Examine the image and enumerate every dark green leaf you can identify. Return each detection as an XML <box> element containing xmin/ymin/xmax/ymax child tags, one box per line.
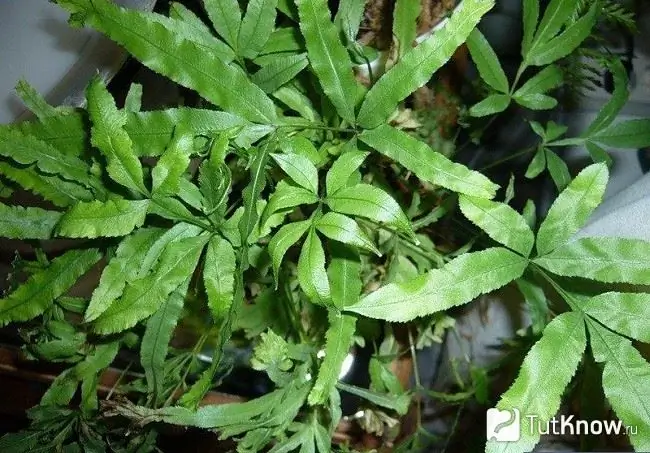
<box><xmin>337</xmin><ymin>382</ymin><xmax>410</xmax><ymax>415</ymax></box>
<box><xmin>521</xmin><ymin>0</ymin><xmax>538</xmax><ymax>56</ymax></box>
<box><xmin>261</xmin><ymin>181</ymin><xmax>319</xmax><ymax>228</ymax></box>
<box><xmin>514</xmin><ymin>65</ymin><xmax>563</xmax><ymax>97</ymax></box>
<box><xmin>525</xmin><ymin>148</ymin><xmax>546</xmax><ymax>179</ymax></box>
<box><xmin>327</xmin><ymin>242</ymin><xmax>362</xmax><ymax>308</ymax></box>
<box><xmin>513</xmin><ymin>93</ymin><xmax>557</xmax><ymax>110</ymax></box>
<box><xmin>152</xmin><ymin>133</ymin><xmax>192</xmax><ymax>197</ymax></box>
<box><xmin>583</xmin><ymin>59</ymin><xmax>628</xmax><ymax>136</ymax></box>
<box><xmin>333</xmin><ymin>0</ymin><xmax>366</xmax><ymax>42</ymax></box>
<box><xmin>544</xmin><ymin>148</ymin><xmax>571</xmax><ymax>190</ymax></box>
<box><xmin>0</xmin><ymin>249</ymin><xmax>100</xmax><ymax>326</ymax></box>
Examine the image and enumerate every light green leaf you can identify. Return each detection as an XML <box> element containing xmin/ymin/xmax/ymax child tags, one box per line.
<box><xmin>240</xmin><ymin>141</ymin><xmax>274</xmax><ymax>250</ymax></box>
<box><xmin>238</xmin><ymin>0</ymin><xmax>278</xmax><ymax>58</ymax></box>
<box><xmin>93</xmin><ymin>236</ymin><xmax>208</xmax><ymax>334</ymax></box>
<box><xmin>204</xmin><ymin>236</ymin><xmax>236</xmax><ymax>320</ymax></box>
<box><xmin>325</xmin><ymin>142</ymin><xmax>368</xmax><ymax>196</ymax></box>
<box><xmin>359</xmin><ymin>125</ymin><xmax>498</xmax><ymax>199</ymax></box>
<box><xmin>346</xmin><ymin>247</ymin><xmax>527</xmax><ymax>321</ymax></box>
<box><xmin>334</xmin><ymin>0</ymin><xmax>366</xmax><ymax>42</ymax></box>
<box><xmin>268</xmin><ymin>219</ymin><xmax>312</xmax><ymax>281</ymax></box>
<box><xmin>271</xmin><ymin>152</ymin><xmax>319</xmax><ymax>194</ymax></box>
<box><xmin>86</xmin><ymin>77</ymin><xmax>147</xmax><ymax>195</ymax></box>
<box><xmin>0</xmin><ymin>163</ymin><xmax>93</xmax><ymax>208</ymax></box>
<box><xmin>148</xmin><ymin>197</ymin><xmax>206</xmax><ymax>227</ymax></box>
<box><xmin>0</xmin><ymin>128</ymin><xmax>95</xmax><ymax>189</ymax></box>
<box><xmin>588</xmin><ymin>322</ymin><xmax>650</xmax><ymax>451</ymax></box>
<box><xmin>280</xmin><ymin>134</ymin><xmax>321</xmax><ymax>165</ymax></box>
<box><xmin>0</xmin><ymin>249</ymin><xmax>101</xmax><ymax>326</ymax></box>
<box><xmin>544</xmin><ymin>148</ymin><xmax>571</xmax><ymax>190</ymax></box>
<box><xmin>337</xmin><ymin>382</ymin><xmax>411</xmax><ymax>415</ymax></box>
<box><xmin>15</xmin><ymin>79</ymin><xmax>59</xmax><ymax>119</ymax></box>
<box><xmin>357</xmin><ymin>0</ymin><xmax>495</xmax><ymax>128</ymax></box>
<box><xmin>202</xmin><ymin>0</ymin><xmax>241</xmax><ymax>48</ymax></box>
<box><xmin>534</xmin><ymin>237</ymin><xmax>650</xmax><ymax>284</ymax></box>
<box><xmin>298</xmin><ymin>229</ymin><xmax>331</xmax><ymax>305</ymax></box>
<box><xmin>328</xmin><ymin>242</ymin><xmax>362</xmax><ymax>308</ymax></box>
<box><xmin>272</xmin><ymin>86</ymin><xmax>320</xmax><ymax>121</ymax></box>
<box><xmin>584</xmin><ymin>59</ymin><xmax>628</xmax><ymax>136</ymax></box>
<box><xmin>297</xmin><ymin>0</ymin><xmax>358</xmax><ymax>123</ymax></box>
<box><xmin>124</xmin><ymin>83</ymin><xmax>143</xmax><ymax>112</ymax></box>
<box><xmin>469</xmin><ymin>94</ymin><xmax>511</xmax><ymax>117</ymax></box>
<box><xmin>8</xmin><ymin>111</ymin><xmax>86</xmax><ymax>157</ymax></box>
<box><xmin>315</xmin><ymin>212</ymin><xmax>380</xmax><ymax>255</ymax></box>
<box><xmin>526</xmin><ymin>4</ymin><xmax>596</xmax><ymax>66</ymax></box>
<box><xmin>160</xmin><ymin>2</ymin><xmax>237</xmax><ymax>63</ymax></box>
<box><xmin>529</xmin><ymin>0</ymin><xmax>578</xmax><ymax>51</ymax></box>
<box><xmin>259</xmin><ymin>27</ymin><xmax>304</xmax><ymax>56</ymax></box>
<box><xmin>125</xmin><ymin>108</ymin><xmax>249</xmax><ymax>157</ymax></box>
<box><xmin>308</xmin><ymin>310</ymin><xmax>357</xmax><ymax>405</ymax></box>
<box><xmin>252</xmin><ymin>53</ymin><xmax>309</xmax><ymax>93</ymax></box>
<box><xmin>326</xmin><ymin>183</ymin><xmax>414</xmax><ymax>238</ymax></box>
<box><xmin>392</xmin><ymin>0</ymin><xmax>419</xmax><ymax>57</ymax></box>
<box><xmin>513</xmin><ymin>93</ymin><xmax>557</xmax><ymax>110</ymax></box>
<box><xmin>592</xmin><ymin>119</ymin><xmax>650</xmax><ymax>148</ymax></box>
<box><xmin>514</xmin><ymin>65</ymin><xmax>563</xmax><ymax>97</ymax></box>
<box><xmin>525</xmin><ymin>148</ymin><xmax>546</xmax><ymax>179</ymax></box>
<box><xmin>57</xmin><ymin>199</ymin><xmax>150</xmax><ymax>238</ymax></box>
<box><xmin>515</xmin><ymin>278</ymin><xmax>548</xmax><ymax>334</ymax></box>
<box><xmin>459</xmin><ymin>195</ymin><xmax>534</xmax><ymax>256</ymax></box>
<box><xmin>141</xmin><ymin>279</ymin><xmax>189</xmax><ymax>403</ymax></box>
<box><xmin>152</xmin><ymin>133</ymin><xmax>192</xmax><ymax>197</ymax></box>
<box><xmin>178</xmin><ymin>179</ymin><xmax>205</xmax><ymax>212</ymax></box>
<box><xmin>140</xmin><ymin>223</ymin><xmax>203</xmax><ymax>277</ymax></box>
<box><xmin>536</xmin><ymin>163</ymin><xmax>608</xmax><ymax>255</ymax></box>
<box><xmin>0</xmin><ymin>204</ymin><xmax>61</xmax><ymax>240</ymax></box>
<box><xmin>261</xmin><ymin>181</ymin><xmax>319</xmax><ymax>228</ymax></box>
<box><xmin>485</xmin><ymin>312</ymin><xmax>586</xmax><ymax>453</ymax></box>
<box><xmin>581</xmin><ymin>292</ymin><xmax>650</xmax><ymax>343</ymax></box>
<box><xmin>521</xmin><ymin>0</ymin><xmax>538</xmax><ymax>56</ymax></box>
<box><xmin>59</xmin><ymin>0</ymin><xmax>277</xmax><ymax>124</ymax></box>
<box><xmin>86</xmin><ymin>228</ymin><xmax>163</xmax><ymax>322</ymax></box>
<box><xmin>466</xmin><ymin>29</ymin><xmax>508</xmax><ymax>93</ymax></box>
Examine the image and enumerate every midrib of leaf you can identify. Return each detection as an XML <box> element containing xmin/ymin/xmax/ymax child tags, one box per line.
<box><xmin>587</xmin><ymin>319</ymin><xmax>650</xmax><ymax>418</ymax></box>
<box><xmin>90</xmin><ymin>4</ymin><xmax>273</xmax><ymax>124</ymax></box>
<box><xmin>538</xmin><ymin>255</ymin><xmax>647</xmax><ymax>266</ymax></box>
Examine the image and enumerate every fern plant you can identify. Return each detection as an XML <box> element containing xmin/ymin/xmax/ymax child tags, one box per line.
<box><xmin>0</xmin><ymin>0</ymin><xmax>649</xmax><ymax>451</ymax></box>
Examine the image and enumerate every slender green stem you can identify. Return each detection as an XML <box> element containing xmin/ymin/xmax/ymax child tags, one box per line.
<box><xmin>478</xmin><ymin>146</ymin><xmax>537</xmax><ymax>171</ymax></box>
<box><xmin>408</xmin><ymin>329</ymin><xmax>423</xmax><ymax>429</ymax></box>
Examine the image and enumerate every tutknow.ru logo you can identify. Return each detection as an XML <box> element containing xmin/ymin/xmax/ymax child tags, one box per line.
<box><xmin>486</xmin><ymin>408</ymin><xmax>637</xmax><ymax>442</ymax></box>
